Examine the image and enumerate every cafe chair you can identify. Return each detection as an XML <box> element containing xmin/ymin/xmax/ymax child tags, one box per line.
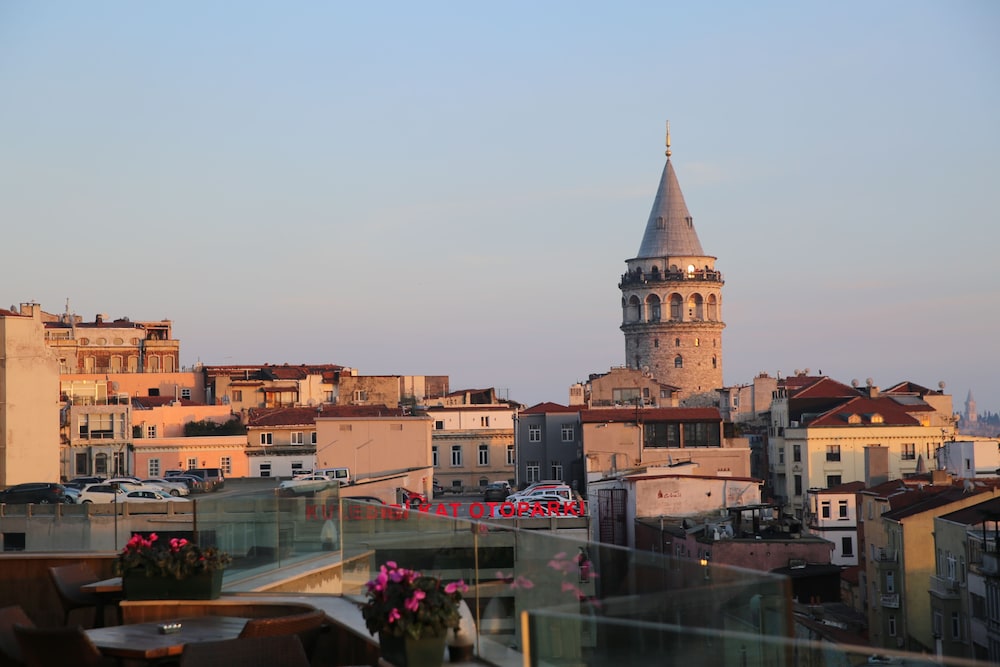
<box><xmin>48</xmin><ymin>563</ymin><xmax>105</xmax><ymax>627</ymax></box>
<box><xmin>12</xmin><ymin>624</ymin><xmax>116</xmax><ymax>667</ymax></box>
<box><xmin>179</xmin><ymin>634</ymin><xmax>310</xmax><ymax>667</ymax></box>
<box><xmin>238</xmin><ymin>609</ymin><xmax>327</xmax><ymax>659</ymax></box>
<box><xmin>0</xmin><ymin>606</ymin><xmax>34</xmax><ymax>667</ymax></box>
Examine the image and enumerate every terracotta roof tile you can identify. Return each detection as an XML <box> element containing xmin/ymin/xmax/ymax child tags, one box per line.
<box><xmin>805</xmin><ymin>397</ymin><xmax>921</xmax><ymax>427</ymax></box>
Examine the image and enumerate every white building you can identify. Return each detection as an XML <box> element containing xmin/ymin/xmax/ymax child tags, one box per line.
<box><xmin>936</xmin><ymin>439</ymin><xmax>1000</xmax><ymax>479</ymax></box>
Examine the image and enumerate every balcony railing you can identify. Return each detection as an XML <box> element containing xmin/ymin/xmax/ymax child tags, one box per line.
<box><xmin>929</xmin><ymin>575</ymin><xmax>961</xmax><ymax>598</ymax></box>
<box><xmin>880</xmin><ymin>593</ymin><xmax>900</xmax><ymax>608</ymax></box>
<box><xmin>619</xmin><ymin>269</ymin><xmax>724</xmax><ymax>288</ymax></box>
<box><xmin>873</xmin><ymin>548</ymin><xmax>897</xmax><ymax>563</ymax></box>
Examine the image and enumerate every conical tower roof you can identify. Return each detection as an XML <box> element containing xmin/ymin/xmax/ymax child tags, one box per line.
<box><xmin>635</xmin><ymin>156</ymin><xmax>704</xmax><ymax>259</ymax></box>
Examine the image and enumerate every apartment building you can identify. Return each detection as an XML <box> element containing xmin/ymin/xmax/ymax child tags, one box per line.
<box><xmin>806</xmin><ymin>481</ymin><xmax>865</xmax><ymax>567</ymax></box>
<box><xmin>768</xmin><ymin>376</ymin><xmax>957</xmax><ymax>518</ymax></box>
<box><xmin>515</xmin><ymin>403</ymin><xmax>582</xmax><ymax>491</ymax></box>
<box><xmin>0</xmin><ymin>305</ymin><xmax>60</xmax><ymax>485</ymax></box>
<box><xmin>425</xmin><ymin>394</ymin><xmax>515</xmax><ymax>491</ymax></box>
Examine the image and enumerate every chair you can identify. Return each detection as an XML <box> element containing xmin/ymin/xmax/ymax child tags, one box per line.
<box><xmin>12</xmin><ymin>624</ymin><xmax>115</xmax><ymax>667</ymax></box>
<box><xmin>47</xmin><ymin>563</ymin><xmax>106</xmax><ymax>627</ymax></box>
<box><xmin>179</xmin><ymin>634</ymin><xmax>310</xmax><ymax>667</ymax></box>
<box><xmin>0</xmin><ymin>606</ymin><xmax>33</xmax><ymax>667</ymax></box>
<box><xmin>238</xmin><ymin>609</ymin><xmax>327</xmax><ymax>659</ymax></box>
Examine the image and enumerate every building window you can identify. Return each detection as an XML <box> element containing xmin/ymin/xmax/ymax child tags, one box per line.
<box><xmin>778</xmin><ymin>448</ymin><xmax>785</xmax><ymax>464</ymax></box>
<box><xmin>551</xmin><ymin>462</ymin><xmax>563</xmax><ymax>480</ymax></box>
<box><xmin>838</xmin><ymin>500</ymin><xmax>848</xmax><ymax>518</ymax></box>
<box><xmin>339</xmin><ymin>424</ymin><xmax>352</xmax><ymax>431</ymax></box>
<box><xmin>675</xmin><ymin>338</ymin><xmax>681</xmax><ymax>347</ymax></box>
<box><xmin>480</xmin><ymin>416</ymin><xmax>490</xmax><ymax>427</ymax></box>
<box><xmin>260</xmin><ymin>432</ymin><xmax>273</xmax><ymax>446</ymax></box>
<box><xmin>886</xmin><ymin>571</ymin><xmax>895</xmax><ymax>593</ymax></box>
<box><xmin>827</xmin><ymin>475</ymin><xmax>842</xmax><ymax>487</ymax></box>
<box><xmin>674</xmin><ymin>355</ymin><xmax>683</xmax><ymax>368</ymax></box>
<box><xmin>888</xmin><ymin>615</ymin><xmax>896</xmax><ymax>637</ymax></box>
<box><xmin>451</xmin><ymin>446</ymin><xmax>462</xmax><ymax>467</ymax></box>
<box><xmin>146</xmin><ymin>425</ymin><xmax>157</xmax><ymax>439</ymax></box>
<box><xmin>291</xmin><ymin>462</ymin><xmax>305</xmax><ymax>475</ymax></box>
<box><xmin>311</xmin><ymin>432</ymin><xmax>317</xmax><ymax>445</ymax></box>
<box><xmin>181</xmin><ymin>388</ymin><xmax>191</xmax><ymax>400</ymax></box>
<box><xmin>435</xmin><ymin>420</ymin><xmax>445</xmax><ymax>430</ymax></box>
<box><xmin>220</xmin><ymin>457</ymin><xmax>232</xmax><ymax>475</ymax></box>
<box><xmin>561</xmin><ymin>425</ymin><xmax>574</xmax><ymax>442</ymax></box>
<box><xmin>694</xmin><ymin>338</ymin><xmax>700</xmax><ymax>347</ymax></box>
<box><xmin>841</xmin><ymin>536</ymin><xmax>853</xmax><ymax>556</ymax></box>
<box><xmin>432</xmin><ymin>446</ymin><xmax>439</xmax><ymax>467</ymax></box>
<box><xmin>232</xmin><ymin>390</ymin><xmax>243</xmax><ymax>402</ymax></box>
<box><xmin>644</xmin><ymin>422</ymin><xmax>681</xmax><ymax>448</ymax></box>
<box><xmin>951</xmin><ymin>612</ymin><xmax>961</xmax><ymax>640</ymax></box>
<box><xmin>148</xmin><ymin>459</ymin><xmax>161</xmax><ymax>477</ymax></box>
<box><xmin>826</xmin><ymin>445</ymin><xmax>841</xmax><ymax>462</ymax></box>
<box><xmin>390</xmin><ymin>423</ymin><xmax>402</xmax><ymax>431</ymax></box>
<box><xmin>353</xmin><ymin>390</ymin><xmax>368</xmax><ymax>402</ymax></box>
<box><xmin>478</xmin><ymin>445</ymin><xmax>489</xmax><ymax>466</ymax></box>
<box><xmin>291</xmin><ymin>432</ymin><xmax>304</xmax><ymax>445</ymax></box>
<box><xmin>794</xmin><ymin>475</ymin><xmax>802</xmax><ymax>496</ymax></box>
<box><xmin>526</xmin><ymin>461</ymin><xmax>540</xmax><ymax>483</ymax></box>
<box><xmin>95</xmin><ymin>454</ymin><xmax>108</xmax><ymax>475</ymax></box>
<box><xmin>528</xmin><ymin>425</ymin><xmax>541</xmax><ymax>442</ymax></box>
<box><xmin>75</xmin><ymin>453</ymin><xmax>88</xmax><ymax>476</ymax></box>
<box><xmin>506</xmin><ymin>444</ymin><xmax>515</xmax><ymax>465</ymax></box>
<box><xmin>902</xmin><ymin>443</ymin><xmax>916</xmax><ymax>460</ymax></box>
<box><xmin>259</xmin><ymin>463</ymin><xmax>271</xmax><ymax>478</ymax></box>
<box><xmin>187</xmin><ymin>458</ymin><xmax>197</xmax><ymax>470</ymax></box>
<box><xmin>654</xmin><ymin>339</ymin><xmax>659</xmax><ymax>348</ymax></box>
<box><xmin>113</xmin><ymin>451</ymin><xmax>126</xmax><ymax>476</ymax></box>
<box><xmin>793</xmin><ymin>445</ymin><xmax>801</xmax><ymax>463</ymax></box>
<box><xmin>821</xmin><ymin>501</ymin><xmax>831</xmax><ymax>518</ymax></box>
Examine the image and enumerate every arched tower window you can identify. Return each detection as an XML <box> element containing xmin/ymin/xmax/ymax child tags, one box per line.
<box><xmin>712</xmin><ymin>356</ymin><xmax>718</xmax><ymax>369</ymax></box>
<box><xmin>669</xmin><ymin>294</ymin><xmax>683</xmax><ymax>321</ymax></box>
<box><xmin>707</xmin><ymin>294</ymin><xmax>718</xmax><ymax>321</ymax></box>
<box><xmin>646</xmin><ymin>295</ymin><xmax>661</xmax><ymax>322</ymax></box>
<box><xmin>674</xmin><ymin>355</ymin><xmax>683</xmax><ymax>368</ymax></box>
<box><xmin>687</xmin><ymin>294</ymin><xmax>704</xmax><ymax>321</ymax></box>
<box><xmin>627</xmin><ymin>296</ymin><xmax>642</xmax><ymax>323</ymax></box>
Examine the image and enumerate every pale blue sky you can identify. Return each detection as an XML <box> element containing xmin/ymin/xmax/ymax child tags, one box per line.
<box><xmin>2</xmin><ymin>2</ymin><xmax>998</xmax><ymax>412</ymax></box>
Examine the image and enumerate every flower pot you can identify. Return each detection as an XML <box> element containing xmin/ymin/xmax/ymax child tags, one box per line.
<box><xmin>123</xmin><ymin>569</ymin><xmax>223</xmax><ymax>601</ymax></box>
<box><xmin>378</xmin><ymin>632</ymin><xmax>447</xmax><ymax>667</ymax></box>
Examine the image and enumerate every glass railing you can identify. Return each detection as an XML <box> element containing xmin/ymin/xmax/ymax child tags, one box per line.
<box><xmin>0</xmin><ymin>486</ymin><xmax>977</xmax><ymax>666</ymax></box>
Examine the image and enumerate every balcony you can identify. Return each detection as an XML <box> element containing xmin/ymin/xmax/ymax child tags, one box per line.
<box><xmin>873</xmin><ymin>548</ymin><xmax>898</xmax><ymax>563</ymax></box>
<box><xmin>0</xmin><ymin>483</ymin><xmax>980</xmax><ymax>667</ymax></box>
<box><xmin>880</xmin><ymin>593</ymin><xmax>900</xmax><ymax>608</ymax></box>
<box><xmin>983</xmin><ymin>552</ymin><xmax>999</xmax><ymax>577</ymax></box>
<box><xmin>929</xmin><ymin>575</ymin><xmax>961</xmax><ymax>599</ymax></box>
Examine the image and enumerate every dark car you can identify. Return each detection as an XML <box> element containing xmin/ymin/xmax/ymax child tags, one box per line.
<box><xmin>164</xmin><ymin>473</ymin><xmax>209</xmax><ymax>493</ymax></box>
<box><xmin>483</xmin><ymin>482</ymin><xmax>510</xmax><ymax>502</ymax></box>
<box><xmin>190</xmin><ymin>468</ymin><xmax>224</xmax><ymax>491</ymax></box>
<box><xmin>0</xmin><ymin>483</ymin><xmax>72</xmax><ymax>504</ymax></box>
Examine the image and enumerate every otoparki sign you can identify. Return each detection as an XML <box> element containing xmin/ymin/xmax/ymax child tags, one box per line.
<box><xmin>305</xmin><ymin>499</ymin><xmax>587</xmax><ymax>521</ymax></box>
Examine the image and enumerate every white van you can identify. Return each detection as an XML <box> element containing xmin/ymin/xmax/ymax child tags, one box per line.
<box><xmin>313</xmin><ymin>467</ymin><xmax>351</xmax><ymax>486</ymax></box>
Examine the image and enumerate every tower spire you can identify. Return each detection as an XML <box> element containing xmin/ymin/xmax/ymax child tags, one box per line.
<box><xmin>665</xmin><ymin>120</ymin><xmax>672</xmax><ymax>158</ymax></box>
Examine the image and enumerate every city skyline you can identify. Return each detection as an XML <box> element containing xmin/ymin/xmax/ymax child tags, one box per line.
<box><xmin>1</xmin><ymin>2</ymin><xmax>997</xmax><ymax>411</ymax></box>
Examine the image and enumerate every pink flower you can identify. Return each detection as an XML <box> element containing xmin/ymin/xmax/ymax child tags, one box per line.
<box><xmin>404</xmin><ymin>590</ymin><xmax>426</xmax><ymax>612</ymax></box>
<box><xmin>444</xmin><ymin>580</ymin><xmax>468</xmax><ymax>595</ymax></box>
<box><xmin>388</xmin><ymin>608</ymin><xmax>401</xmax><ymax>624</ymax></box>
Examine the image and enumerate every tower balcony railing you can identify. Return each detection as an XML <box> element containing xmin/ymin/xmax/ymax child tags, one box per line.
<box><xmin>619</xmin><ymin>269</ymin><xmax>723</xmax><ymax>288</ymax></box>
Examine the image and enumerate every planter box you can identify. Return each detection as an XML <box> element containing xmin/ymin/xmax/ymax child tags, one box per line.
<box><xmin>123</xmin><ymin>570</ymin><xmax>223</xmax><ymax>601</ymax></box>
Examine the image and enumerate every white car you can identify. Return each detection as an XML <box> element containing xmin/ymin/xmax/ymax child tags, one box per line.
<box><xmin>77</xmin><ymin>483</ymin><xmax>127</xmax><ymax>504</ymax></box>
<box><xmin>122</xmin><ymin>489</ymin><xmax>190</xmax><ymax>503</ymax></box>
<box><xmin>278</xmin><ymin>474</ymin><xmax>336</xmax><ymax>495</ymax></box>
<box><xmin>141</xmin><ymin>478</ymin><xmax>190</xmax><ymax>496</ymax></box>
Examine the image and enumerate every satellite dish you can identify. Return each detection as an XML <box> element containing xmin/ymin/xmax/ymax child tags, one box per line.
<box><xmin>803</xmin><ymin>368</ymin><xmax>810</xmax><ymax>375</ymax></box>
<box><xmin>851</xmin><ymin>379</ymin><xmax>859</xmax><ymax>388</ymax></box>
<box><xmin>793</xmin><ymin>369</ymin><xmax>800</xmax><ymax>376</ymax></box>
<box><xmin>866</xmin><ymin>378</ymin><xmax>874</xmax><ymax>387</ymax></box>
<box><xmin>938</xmin><ymin>381</ymin><xmax>946</xmax><ymax>390</ymax></box>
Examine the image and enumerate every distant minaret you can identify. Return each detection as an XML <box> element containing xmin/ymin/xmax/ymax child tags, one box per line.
<box><xmin>965</xmin><ymin>390</ymin><xmax>977</xmax><ymax>423</ymax></box>
<box><xmin>619</xmin><ymin>123</ymin><xmax>725</xmax><ymax>400</ymax></box>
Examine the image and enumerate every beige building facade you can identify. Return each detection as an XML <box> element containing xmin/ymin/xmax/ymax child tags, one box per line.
<box><xmin>426</xmin><ymin>403</ymin><xmax>515</xmax><ymax>490</ymax></box>
<box><xmin>0</xmin><ymin>304</ymin><xmax>61</xmax><ymax>485</ymax></box>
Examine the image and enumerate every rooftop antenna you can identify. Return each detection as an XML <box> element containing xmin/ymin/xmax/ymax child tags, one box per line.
<box><xmin>665</xmin><ymin>121</ymin><xmax>672</xmax><ymax>158</ymax></box>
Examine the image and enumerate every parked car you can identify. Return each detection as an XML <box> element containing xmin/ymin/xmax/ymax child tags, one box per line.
<box><xmin>433</xmin><ymin>482</ymin><xmax>445</xmax><ymax>497</ymax></box>
<box><xmin>0</xmin><ymin>483</ymin><xmax>72</xmax><ymax>504</ymax></box>
<box><xmin>122</xmin><ymin>489</ymin><xmax>190</xmax><ymax>503</ymax></box>
<box><xmin>141</xmin><ymin>478</ymin><xmax>190</xmax><ymax>496</ymax></box>
<box><xmin>63</xmin><ymin>487</ymin><xmax>81</xmax><ymax>503</ymax></box>
<box><xmin>313</xmin><ymin>467</ymin><xmax>350</xmax><ymax>486</ymax></box>
<box><xmin>66</xmin><ymin>476</ymin><xmax>106</xmax><ymax>488</ymax></box>
<box><xmin>483</xmin><ymin>482</ymin><xmax>511</xmax><ymax>502</ymax></box>
<box><xmin>507</xmin><ymin>484</ymin><xmax>573</xmax><ymax>503</ymax></box>
<box><xmin>278</xmin><ymin>474</ymin><xmax>336</xmax><ymax>496</ymax></box>
<box><xmin>190</xmin><ymin>468</ymin><xmax>225</xmax><ymax>491</ymax></box>
<box><xmin>164</xmin><ymin>472</ymin><xmax>209</xmax><ymax>493</ymax></box>
<box><xmin>76</xmin><ymin>483</ymin><xmax>127</xmax><ymax>504</ymax></box>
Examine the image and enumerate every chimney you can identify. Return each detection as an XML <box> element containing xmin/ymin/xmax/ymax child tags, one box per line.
<box><xmin>95</xmin><ymin>313</ymin><xmax>103</xmax><ymax>324</ymax></box>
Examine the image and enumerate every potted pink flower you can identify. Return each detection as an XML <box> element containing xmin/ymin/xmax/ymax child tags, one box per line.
<box><xmin>361</xmin><ymin>561</ymin><xmax>467</xmax><ymax>667</ymax></box>
<box><xmin>115</xmin><ymin>533</ymin><xmax>231</xmax><ymax>600</ymax></box>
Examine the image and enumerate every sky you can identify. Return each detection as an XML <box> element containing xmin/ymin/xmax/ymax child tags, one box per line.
<box><xmin>2</xmin><ymin>2</ymin><xmax>998</xmax><ymax>413</ymax></box>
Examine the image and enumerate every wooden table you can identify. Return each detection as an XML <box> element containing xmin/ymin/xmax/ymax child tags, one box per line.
<box><xmin>80</xmin><ymin>577</ymin><xmax>124</xmax><ymax>627</ymax></box>
<box><xmin>85</xmin><ymin>616</ymin><xmax>250</xmax><ymax>661</ymax></box>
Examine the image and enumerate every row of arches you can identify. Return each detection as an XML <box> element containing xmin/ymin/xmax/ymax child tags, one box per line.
<box><xmin>622</xmin><ymin>292</ymin><xmax>720</xmax><ymax>323</ymax></box>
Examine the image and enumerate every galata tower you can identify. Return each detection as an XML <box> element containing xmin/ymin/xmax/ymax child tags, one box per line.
<box><xmin>619</xmin><ymin>124</ymin><xmax>725</xmax><ymax>401</ymax></box>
